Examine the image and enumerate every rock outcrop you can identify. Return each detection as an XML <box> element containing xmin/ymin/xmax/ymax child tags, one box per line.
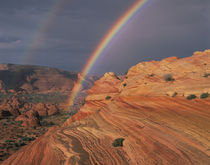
<box><xmin>35</xmin><ymin>103</ymin><xmax>58</xmax><ymax>116</ymax></box>
<box><xmin>0</xmin><ymin>96</ymin><xmax>59</xmax><ymax>126</ymax></box>
<box><xmin>120</xmin><ymin>49</ymin><xmax>210</xmax><ymax>97</ymax></box>
<box><xmin>2</xmin><ymin>50</ymin><xmax>210</xmax><ymax>165</ymax></box>
<box><xmin>15</xmin><ymin>110</ymin><xmax>40</xmax><ymax>127</ymax></box>
<box><xmin>86</xmin><ymin>72</ymin><xmax>121</xmax><ymax>101</ymax></box>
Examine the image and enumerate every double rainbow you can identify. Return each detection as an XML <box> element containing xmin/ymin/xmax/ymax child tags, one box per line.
<box><xmin>68</xmin><ymin>0</ymin><xmax>148</xmax><ymax>107</ymax></box>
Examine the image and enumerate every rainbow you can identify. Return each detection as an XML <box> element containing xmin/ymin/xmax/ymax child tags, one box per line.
<box><xmin>21</xmin><ymin>0</ymin><xmax>68</xmax><ymax>64</ymax></box>
<box><xmin>68</xmin><ymin>0</ymin><xmax>148</xmax><ymax>106</ymax></box>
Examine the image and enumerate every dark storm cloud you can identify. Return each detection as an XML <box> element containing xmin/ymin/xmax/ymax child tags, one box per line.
<box><xmin>0</xmin><ymin>0</ymin><xmax>209</xmax><ymax>74</ymax></box>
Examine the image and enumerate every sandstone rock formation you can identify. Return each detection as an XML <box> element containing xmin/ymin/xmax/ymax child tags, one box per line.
<box><xmin>0</xmin><ymin>96</ymin><xmax>59</xmax><ymax>126</ymax></box>
<box><xmin>120</xmin><ymin>49</ymin><xmax>210</xmax><ymax>97</ymax></box>
<box><xmin>15</xmin><ymin>110</ymin><xmax>40</xmax><ymax>127</ymax></box>
<box><xmin>86</xmin><ymin>72</ymin><xmax>121</xmax><ymax>101</ymax></box>
<box><xmin>35</xmin><ymin>103</ymin><xmax>58</xmax><ymax>116</ymax></box>
<box><xmin>2</xmin><ymin>50</ymin><xmax>210</xmax><ymax>165</ymax></box>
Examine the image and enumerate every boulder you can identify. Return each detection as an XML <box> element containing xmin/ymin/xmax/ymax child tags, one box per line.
<box><xmin>15</xmin><ymin>110</ymin><xmax>40</xmax><ymax>127</ymax></box>
<box><xmin>45</xmin><ymin>103</ymin><xmax>58</xmax><ymax>116</ymax></box>
<box><xmin>35</xmin><ymin>103</ymin><xmax>48</xmax><ymax>116</ymax></box>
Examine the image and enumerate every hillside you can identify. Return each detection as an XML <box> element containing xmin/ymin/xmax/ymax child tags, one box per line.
<box><xmin>2</xmin><ymin>50</ymin><xmax>210</xmax><ymax>165</ymax></box>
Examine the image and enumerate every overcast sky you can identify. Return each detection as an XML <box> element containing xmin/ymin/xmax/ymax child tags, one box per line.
<box><xmin>0</xmin><ymin>0</ymin><xmax>209</xmax><ymax>75</ymax></box>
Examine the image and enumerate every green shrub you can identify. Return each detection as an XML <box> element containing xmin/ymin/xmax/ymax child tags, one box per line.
<box><xmin>20</xmin><ymin>142</ymin><xmax>26</xmax><ymax>146</ymax></box>
<box><xmin>49</xmin><ymin>121</ymin><xmax>55</xmax><ymax>126</ymax></box>
<box><xmin>105</xmin><ymin>96</ymin><xmax>111</xmax><ymax>100</ymax></box>
<box><xmin>123</xmin><ymin>83</ymin><xmax>127</xmax><ymax>87</ymax></box>
<box><xmin>172</xmin><ymin>92</ymin><xmax>177</xmax><ymax>97</ymax></box>
<box><xmin>41</xmin><ymin>120</ymin><xmax>55</xmax><ymax>126</ymax></box>
<box><xmin>164</xmin><ymin>74</ymin><xmax>175</xmax><ymax>82</ymax></box>
<box><xmin>21</xmin><ymin>136</ymin><xmax>35</xmax><ymax>141</ymax></box>
<box><xmin>14</xmin><ymin>143</ymin><xmax>19</xmax><ymax>147</ymax></box>
<box><xmin>112</xmin><ymin>138</ymin><xmax>125</xmax><ymax>147</ymax></box>
<box><xmin>200</xmin><ymin>93</ymin><xmax>209</xmax><ymax>99</ymax></box>
<box><xmin>148</xmin><ymin>73</ymin><xmax>155</xmax><ymax>77</ymax></box>
<box><xmin>32</xmin><ymin>126</ymin><xmax>36</xmax><ymax>129</ymax></box>
<box><xmin>203</xmin><ymin>73</ymin><xmax>210</xmax><ymax>78</ymax></box>
<box><xmin>16</xmin><ymin>121</ymin><xmax>23</xmax><ymax>124</ymax></box>
<box><xmin>5</xmin><ymin>140</ymin><xmax>14</xmax><ymax>144</ymax></box>
<box><xmin>124</xmin><ymin>70</ymin><xmax>128</xmax><ymax>75</ymax></box>
<box><xmin>187</xmin><ymin>94</ymin><xmax>197</xmax><ymax>100</ymax></box>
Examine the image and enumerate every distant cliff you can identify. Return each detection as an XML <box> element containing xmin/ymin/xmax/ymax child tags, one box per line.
<box><xmin>0</xmin><ymin>64</ymin><xmax>97</xmax><ymax>93</ymax></box>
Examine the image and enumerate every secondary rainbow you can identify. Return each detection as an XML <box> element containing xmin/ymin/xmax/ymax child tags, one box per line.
<box><xmin>68</xmin><ymin>0</ymin><xmax>148</xmax><ymax>106</ymax></box>
<box><xmin>21</xmin><ymin>0</ymin><xmax>68</xmax><ymax>64</ymax></box>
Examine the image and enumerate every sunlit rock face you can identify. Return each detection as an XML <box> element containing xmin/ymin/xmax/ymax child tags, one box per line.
<box><xmin>121</xmin><ymin>49</ymin><xmax>210</xmax><ymax>97</ymax></box>
<box><xmin>2</xmin><ymin>50</ymin><xmax>210</xmax><ymax>165</ymax></box>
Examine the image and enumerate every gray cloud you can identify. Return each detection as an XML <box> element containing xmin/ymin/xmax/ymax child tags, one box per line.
<box><xmin>0</xmin><ymin>0</ymin><xmax>209</xmax><ymax>74</ymax></box>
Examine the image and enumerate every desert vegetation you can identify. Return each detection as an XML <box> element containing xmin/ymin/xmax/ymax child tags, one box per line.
<box><xmin>112</xmin><ymin>138</ymin><xmax>125</xmax><ymax>147</ymax></box>
<box><xmin>172</xmin><ymin>92</ymin><xmax>177</xmax><ymax>97</ymax></box>
<box><xmin>186</xmin><ymin>94</ymin><xmax>197</xmax><ymax>100</ymax></box>
<box><xmin>148</xmin><ymin>73</ymin><xmax>155</xmax><ymax>77</ymax></box>
<box><xmin>203</xmin><ymin>73</ymin><xmax>210</xmax><ymax>78</ymax></box>
<box><xmin>164</xmin><ymin>74</ymin><xmax>175</xmax><ymax>82</ymax></box>
<box><xmin>105</xmin><ymin>96</ymin><xmax>112</xmax><ymax>100</ymax></box>
<box><xmin>200</xmin><ymin>92</ymin><xmax>209</xmax><ymax>99</ymax></box>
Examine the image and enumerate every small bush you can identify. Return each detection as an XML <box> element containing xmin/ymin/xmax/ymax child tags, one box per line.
<box><xmin>200</xmin><ymin>93</ymin><xmax>209</xmax><ymax>99</ymax></box>
<box><xmin>105</xmin><ymin>96</ymin><xmax>111</xmax><ymax>100</ymax></box>
<box><xmin>187</xmin><ymin>94</ymin><xmax>197</xmax><ymax>100</ymax></box>
<box><xmin>203</xmin><ymin>73</ymin><xmax>210</xmax><ymax>78</ymax></box>
<box><xmin>32</xmin><ymin>126</ymin><xmax>36</xmax><ymax>129</ymax></box>
<box><xmin>20</xmin><ymin>142</ymin><xmax>26</xmax><ymax>146</ymax></box>
<box><xmin>148</xmin><ymin>73</ymin><xmax>155</xmax><ymax>77</ymax></box>
<box><xmin>41</xmin><ymin>120</ymin><xmax>55</xmax><ymax>126</ymax></box>
<box><xmin>49</xmin><ymin>121</ymin><xmax>55</xmax><ymax>126</ymax></box>
<box><xmin>69</xmin><ymin>110</ymin><xmax>77</xmax><ymax>116</ymax></box>
<box><xmin>16</xmin><ymin>121</ymin><xmax>23</xmax><ymax>124</ymax></box>
<box><xmin>124</xmin><ymin>70</ymin><xmax>128</xmax><ymax>75</ymax></box>
<box><xmin>172</xmin><ymin>92</ymin><xmax>177</xmax><ymax>97</ymax></box>
<box><xmin>164</xmin><ymin>74</ymin><xmax>175</xmax><ymax>82</ymax></box>
<box><xmin>14</xmin><ymin>143</ymin><xmax>19</xmax><ymax>147</ymax></box>
<box><xmin>123</xmin><ymin>83</ymin><xmax>127</xmax><ymax>87</ymax></box>
<box><xmin>5</xmin><ymin>140</ymin><xmax>14</xmax><ymax>144</ymax></box>
<box><xmin>112</xmin><ymin>138</ymin><xmax>125</xmax><ymax>147</ymax></box>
